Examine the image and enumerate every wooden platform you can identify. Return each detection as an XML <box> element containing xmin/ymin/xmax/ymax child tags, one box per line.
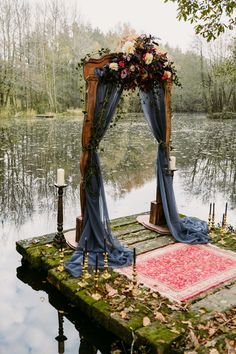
<box><xmin>16</xmin><ymin>212</ymin><xmax>236</xmax><ymax>353</ymax></box>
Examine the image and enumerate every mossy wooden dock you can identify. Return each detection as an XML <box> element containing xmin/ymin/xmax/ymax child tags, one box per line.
<box><xmin>16</xmin><ymin>213</ymin><xmax>236</xmax><ymax>353</ymax></box>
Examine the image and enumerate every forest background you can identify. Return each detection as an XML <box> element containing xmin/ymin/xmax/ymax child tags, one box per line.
<box><xmin>0</xmin><ymin>0</ymin><xmax>235</xmax><ymax>117</ymax></box>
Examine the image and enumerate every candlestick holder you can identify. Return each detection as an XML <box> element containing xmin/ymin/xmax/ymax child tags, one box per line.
<box><xmin>223</xmin><ymin>213</ymin><xmax>227</xmax><ymax>228</ymax></box>
<box><xmin>53</xmin><ymin>184</ymin><xmax>67</xmax><ymax>249</ymax></box>
<box><xmin>163</xmin><ymin>167</ymin><xmax>178</xmax><ymax>176</ymax></box>
<box><xmin>211</xmin><ymin>203</ymin><xmax>215</xmax><ymax>230</ymax></box>
<box><xmin>83</xmin><ymin>251</ymin><xmax>91</xmax><ymax>280</ymax></box>
<box><xmin>91</xmin><ymin>269</ymin><xmax>102</xmax><ymax>300</ymax></box>
<box><xmin>55</xmin><ymin>310</ymin><xmax>67</xmax><ymax>354</ymax></box>
<box><xmin>77</xmin><ymin>252</ymin><xmax>89</xmax><ymax>288</ymax></box>
<box><xmin>132</xmin><ymin>263</ymin><xmax>141</xmax><ymax>296</ymax></box>
<box><xmin>57</xmin><ymin>248</ymin><xmax>65</xmax><ymax>272</ymax></box>
<box><xmin>208</xmin><ymin>203</ymin><xmax>212</xmax><ymax>231</ymax></box>
<box><xmin>102</xmin><ymin>252</ymin><xmax>111</xmax><ymax>279</ymax></box>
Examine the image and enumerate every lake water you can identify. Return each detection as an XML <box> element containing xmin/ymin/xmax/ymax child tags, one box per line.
<box><xmin>1</xmin><ymin>114</ymin><xmax>236</xmax><ymax>353</ymax></box>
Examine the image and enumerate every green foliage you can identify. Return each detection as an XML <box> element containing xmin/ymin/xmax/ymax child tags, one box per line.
<box><xmin>165</xmin><ymin>0</ymin><xmax>236</xmax><ymax>41</ymax></box>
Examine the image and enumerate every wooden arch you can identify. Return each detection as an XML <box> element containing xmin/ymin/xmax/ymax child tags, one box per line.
<box><xmin>75</xmin><ymin>54</ymin><xmax>172</xmax><ymax>242</ymax></box>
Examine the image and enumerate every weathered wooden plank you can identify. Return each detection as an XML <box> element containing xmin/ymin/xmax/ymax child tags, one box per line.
<box><xmin>114</xmin><ymin>225</ymin><xmax>146</xmax><ymax>237</ymax></box>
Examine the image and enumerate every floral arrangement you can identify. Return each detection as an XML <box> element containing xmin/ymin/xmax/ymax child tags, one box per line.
<box><xmin>100</xmin><ymin>34</ymin><xmax>180</xmax><ymax>91</ymax></box>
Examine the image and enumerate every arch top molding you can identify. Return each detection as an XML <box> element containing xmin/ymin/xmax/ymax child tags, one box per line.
<box><xmin>82</xmin><ymin>53</ymin><xmax>173</xmax><ymax>145</ymax></box>
<box><xmin>83</xmin><ymin>54</ymin><xmax>114</xmax><ymax>79</ymax></box>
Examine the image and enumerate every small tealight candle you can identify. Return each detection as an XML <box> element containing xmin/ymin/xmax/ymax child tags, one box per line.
<box><xmin>169</xmin><ymin>156</ymin><xmax>176</xmax><ymax>170</ymax></box>
<box><xmin>57</xmin><ymin>168</ymin><xmax>65</xmax><ymax>186</ymax></box>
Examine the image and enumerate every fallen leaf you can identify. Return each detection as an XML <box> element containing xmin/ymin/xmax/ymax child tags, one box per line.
<box><xmin>154</xmin><ymin>311</ymin><xmax>167</xmax><ymax>323</ymax></box>
<box><xmin>143</xmin><ymin>316</ymin><xmax>151</xmax><ymax>327</ymax></box>
<box><xmin>225</xmin><ymin>338</ymin><xmax>236</xmax><ymax>352</ymax></box>
<box><xmin>167</xmin><ymin>304</ymin><xmax>181</xmax><ymax>311</ymax></box>
<box><xmin>214</xmin><ymin>311</ymin><xmax>228</xmax><ymax>323</ymax></box>
<box><xmin>182</xmin><ymin>320</ymin><xmax>194</xmax><ymax>329</ymax></box>
<box><xmin>205</xmin><ymin>339</ymin><xmax>217</xmax><ymax>348</ymax></box>
<box><xmin>170</xmin><ymin>328</ymin><xmax>180</xmax><ymax>334</ymax></box>
<box><xmin>152</xmin><ymin>292</ymin><xmax>158</xmax><ymax>298</ymax></box>
<box><xmin>105</xmin><ymin>283</ymin><xmax>118</xmax><ymax>297</ymax></box>
<box><xmin>218</xmin><ymin>239</ymin><xmax>226</xmax><ymax>245</ymax></box>
<box><xmin>120</xmin><ymin>311</ymin><xmax>127</xmax><ymax>319</ymax></box>
<box><xmin>208</xmin><ymin>327</ymin><xmax>217</xmax><ymax>336</ymax></box>
<box><xmin>209</xmin><ymin>349</ymin><xmax>219</xmax><ymax>354</ymax></box>
<box><xmin>188</xmin><ymin>329</ymin><xmax>199</xmax><ymax>348</ymax></box>
<box><xmin>199</xmin><ymin>308</ymin><xmax>206</xmax><ymax>314</ymax></box>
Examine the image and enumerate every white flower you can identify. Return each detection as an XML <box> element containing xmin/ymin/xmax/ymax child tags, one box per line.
<box><xmin>109</xmin><ymin>62</ymin><xmax>118</xmax><ymax>71</ymax></box>
<box><xmin>130</xmin><ymin>64</ymin><xmax>135</xmax><ymax>72</ymax></box>
<box><xmin>122</xmin><ymin>41</ymin><xmax>135</xmax><ymax>55</ymax></box>
<box><xmin>144</xmin><ymin>53</ymin><xmax>153</xmax><ymax>65</ymax></box>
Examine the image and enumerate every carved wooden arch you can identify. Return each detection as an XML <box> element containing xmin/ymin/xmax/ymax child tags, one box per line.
<box><xmin>75</xmin><ymin>54</ymin><xmax>172</xmax><ymax>242</ymax></box>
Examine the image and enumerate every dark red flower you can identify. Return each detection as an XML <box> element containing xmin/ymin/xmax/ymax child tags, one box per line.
<box><xmin>118</xmin><ymin>61</ymin><xmax>125</xmax><ymax>68</ymax></box>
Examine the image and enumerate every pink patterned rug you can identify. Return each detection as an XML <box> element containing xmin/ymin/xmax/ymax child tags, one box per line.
<box><xmin>118</xmin><ymin>243</ymin><xmax>236</xmax><ymax>302</ymax></box>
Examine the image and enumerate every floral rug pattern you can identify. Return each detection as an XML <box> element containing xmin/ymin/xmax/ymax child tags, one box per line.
<box><xmin>118</xmin><ymin>243</ymin><xmax>236</xmax><ymax>302</ymax></box>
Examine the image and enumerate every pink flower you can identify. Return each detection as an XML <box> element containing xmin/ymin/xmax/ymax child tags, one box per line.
<box><xmin>121</xmin><ymin>68</ymin><xmax>129</xmax><ymax>79</ymax></box>
<box><xmin>162</xmin><ymin>71</ymin><xmax>172</xmax><ymax>81</ymax></box>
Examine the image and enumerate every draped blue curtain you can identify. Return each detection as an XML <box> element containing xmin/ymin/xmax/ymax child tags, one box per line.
<box><xmin>139</xmin><ymin>86</ymin><xmax>210</xmax><ymax>244</ymax></box>
<box><xmin>65</xmin><ymin>69</ymin><xmax>133</xmax><ymax>277</ymax></box>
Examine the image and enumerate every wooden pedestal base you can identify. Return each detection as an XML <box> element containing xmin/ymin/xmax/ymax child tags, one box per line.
<box><xmin>76</xmin><ymin>216</ymin><xmax>83</xmax><ymax>243</ymax></box>
<box><xmin>149</xmin><ymin>200</ymin><xmax>166</xmax><ymax>226</ymax></box>
<box><xmin>64</xmin><ymin>230</ymin><xmax>78</xmax><ymax>249</ymax></box>
<box><xmin>137</xmin><ymin>214</ymin><xmax>170</xmax><ymax>235</ymax></box>
<box><xmin>64</xmin><ymin>216</ymin><xmax>83</xmax><ymax>249</ymax></box>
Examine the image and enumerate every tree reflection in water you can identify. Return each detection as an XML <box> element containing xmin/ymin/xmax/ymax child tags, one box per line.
<box><xmin>0</xmin><ymin>114</ymin><xmax>236</xmax><ymax>228</ymax></box>
<box><xmin>172</xmin><ymin>114</ymin><xmax>236</xmax><ymax>207</ymax></box>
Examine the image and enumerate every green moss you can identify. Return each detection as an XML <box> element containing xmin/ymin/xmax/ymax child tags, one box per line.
<box><xmin>136</xmin><ymin>322</ymin><xmax>181</xmax><ymax>353</ymax></box>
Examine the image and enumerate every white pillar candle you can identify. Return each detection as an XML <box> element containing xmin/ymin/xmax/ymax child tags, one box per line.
<box><xmin>57</xmin><ymin>168</ymin><xmax>65</xmax><ymax>186</ymax></box>
<box><xmin>169</xmin><ymin>156</ymin><xmax>176</xmax><ymax>170</ymax></box>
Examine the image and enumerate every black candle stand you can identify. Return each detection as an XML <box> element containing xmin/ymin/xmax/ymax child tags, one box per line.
<box><xmin>53</xmin><ymin>184</ymin><xmax>67</xmax><ymax>248</ymax></box>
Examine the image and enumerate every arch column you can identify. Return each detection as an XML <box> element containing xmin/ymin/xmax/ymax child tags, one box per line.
<box><xmin>75</xmin><ymin>55</ymin><xmax>113</xmax><ymax>242</ymax></box>
<box><xmin>149</xmin><ymin>82</ymin><xmax>172</xmax><ymax>228</ymax></box>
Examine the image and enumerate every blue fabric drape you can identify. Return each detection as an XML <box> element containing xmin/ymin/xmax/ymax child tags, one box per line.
<box><xmin>139</xmin><ymin>86</ymin><xmax>210</xmax><ymax>244</ymax></box>
<box><xmin>65</xmin><ymin>69</ymin><xmax>133</xmax><ymax>277</ymax></box>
